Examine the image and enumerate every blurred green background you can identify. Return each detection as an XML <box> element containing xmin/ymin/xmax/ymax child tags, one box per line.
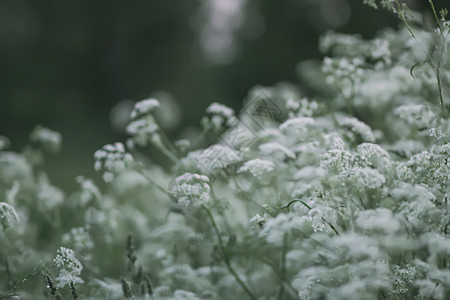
<box><xmin>0</xmin><ymin>0</ymin><xmax>444</xmax><ymax>189</ymax></box>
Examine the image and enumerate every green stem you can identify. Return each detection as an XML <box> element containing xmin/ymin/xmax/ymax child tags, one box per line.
<box><xmin>436</xmin><ymin>68</ymin><xmax>446</xmax><ymax>112</ymax></box>
<box><xmin>276</xmin><ymin>234</ymin><xmax>288</xmax><ymax>300</ymax></box>
<box><xmin>231</xmin><ymin>177</ymin><xmax>265</xmax><ymax>210</ymax></box>
<box><xmin>4</xmin><ymin>265</ymin><xmax>40</xmax><ymax>297</ymax></box>
<box><xmin>203</xmin><ymin>206</ymin><xmax>257</xmax><ymax>300</ymax></box>
<box><xmin>400</xmin><ymin>12</ymin><xmax>416</xmax><ymax>39</ymax></box>
<box><xmin>230</xmin><ymin>250</ymin><xmax>299</xmax><ymax>298</ymax></box>
<box><xmin>429</xmin><ymin>0</ymin><xmax>444</xmax><ymax>33</ymax></box>
<box><xmin>135</xmin><ymin>165</ymin><xmax>168</xmax><ymax>194</ymax></box>
<box><xmin>155</xmin><ymin>142</ymin><xmax>179</xmax><ymax>165</ymax></box>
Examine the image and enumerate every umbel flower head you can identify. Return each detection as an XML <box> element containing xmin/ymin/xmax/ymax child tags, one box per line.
<box><xmin>130</xmin><ymin>98</ymin><xmax>160</xmax><ymax>119</ymax></box>
<box><xmin>0</xmin><ymin>202</ymin><xmax>20</xmax><ymax>231</ymax></box>
<box><xmin>29</xmin><ymin>125</ymin><xmax>62</xmax><ymax>153</ymax></box>
<box><xmin>53</xmin><ymin>247</ymin><xmax>84</xmax><ymax>287</ymax></box>
<box><xmin>94</xmin><ymin>143</ymin><xmax>133</xmax><ymax>182</ymax></box>
<box><xmin>169</xmin><ymin>173</ymin><xmax>211</xmax><ymax>207</ymax></box>
<box><xmin>238</xmin><ymin>158</ymin><xmax>275</xmax><ymax>185</ymax></box>
<box><xmin>201</xmin><ymin>102</ymin><xmax>236</xmax><ymax>131</ymax></box>
<box><xmin>126</xmin><ymin>98</ymin><xmax>162</xmax><ymax>147</ymax></box>
<box><xmin>0</xmin><ymin>136</ymin><xmax>10</xmax><ymax>151</ymax></box>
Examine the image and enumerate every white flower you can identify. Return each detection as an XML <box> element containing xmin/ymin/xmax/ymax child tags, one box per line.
<box><xmin>0</xmin><ymin>202</ymin><xmax>20</xmax><ymax>230</ymax></box>
<box><xmin>349</xmin><ymin>167</ymin><xmax>386</xmax><ymax>189</ymax></box>
<box><xmin>0</xmin><ymin>152</ymin><xmax>32</xmax><ymax>184</ymax></box>
<box><xmin>392</xmin><ymin>265</ymin><xmax>416</xmax><ymax>295</ymax></box>
<box><xmin>430</xmin><ymin>127</ymin><xmax>445</xmax><ymax>140</ymax></box>
<box><xmin>37</xmin><ymin>178</ymin><xmax>65</xmax><ymax>209</ymax></box>
<box><xmin>130</xmin><ymin>98</ymin><xmax>160</xmax><ymax>119</ymax></box>
<box><xmin>249</xmin><ymin>213</ymin><xmax>268</xmax><ymax>229</ymax></box>
<box><xmin>329</xmin><ymin>233</ymin><xmax>382</xmax><ymax>260</ymax></box>
<box><xmin>197</xmin><ymin>144</ymin><xmax>241</xmax><ymax>174</ymax></box>
<box><xmin>259</xmin><ymin>142</ymin><xmax>295</xmax><ymax>160</ymax></box>
<box><xmin>285</xmin><ymin>97</ymin><xmax>319</xmax><ymax>117</ymax></box>
<box><xmin>279</xmin><ymin>117</ymin><xmax>315</xmax><ymax>133</ymax></box>
<box><xmin>322</xmin><ymin>56</ymin><xmax>364</xmax><ymax>97</ymax></box>
<box><xmin>74</xmin><ymin>176</ymin><xmax>101</xmax><ymax>206</ymax></box>
<box><xmin>62</xmin><ymin>227</ymin><xmax>93</xmax><ymax>252</ymax></box>
<box><xmin>394</xmin><ymin>104</ymin><xmax>435</xmax><ymax>129</ymax></box>
<box><xmin>0</xmin><ymin>136</ymin><xmax>10</xmax><ymax>151</ymax></box>
<box><xmin>169</xmin><ymin>173</ymin><xmax>211</xmax><ymax>207</ymax></box>
<box><xmin>53</xmin><ymin>247</ymin><xmax>84</xmax><ymax>287</ymax></box>
<box><xmin>357</xmin><ymin>143</ymin><xmax>390</xmax><ymax>169</ymax></box>
<box><xmin>126</xmin><ymin>116</ymin><xmax>160</xmax><ymax>146</ymax></box>
<box><xmin>29</xmin><ymin>125</ymin><xmax>62</xmax><ymax>153</ymax></box>
<box><xmin>201</xmin><ymin>102</ymin><xmax>236</xmax><ymax>132</ymax></box>
<box><xmin>261</xmin><ymin>213</ymin><xmax>307</xmax><ymax>245</ymax></box>
<box><xmin>356</xmin><ymin>208</ymin><xmax>400</xmax><ymax>234</ymax></box>
<box><xmin>305</xmin><ymin>208</ymin><xmax>326</xmax><ymax>232</ymax></box>
<box><xmin>322</xmin><ymin>148</ymin><xmax>356</xmax><ymax>174</ymax></box>
<box><xmin>206</xmin><ymin>102</ymin><xmax>236</xmax><ymax>124</ymax></box>
<box><xmin>94</xmin><ymin>143</ymin><xmax>133</xmax><ymax>182</ymax></box>
<box><xmin>238</xmin><ymin>158</ymin><xmax>275</xmax><ymax>184</ymax></box>
<box><xmin>338</xmin><ymin>116</ymin><xmax>375</xmax><ymax>143</ymax></box>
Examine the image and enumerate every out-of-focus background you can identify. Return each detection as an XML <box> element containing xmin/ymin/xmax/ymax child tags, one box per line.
<box><xmin>0</xmin><ymin>0</ymin><xmax>444</xmax><ymax>189</ymax></box>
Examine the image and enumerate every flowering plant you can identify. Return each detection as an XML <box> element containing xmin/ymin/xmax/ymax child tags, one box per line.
<box><xmin>0</xmin><ymin>1</ymin><xmax>449</xmax><ymax>299</ymax></box>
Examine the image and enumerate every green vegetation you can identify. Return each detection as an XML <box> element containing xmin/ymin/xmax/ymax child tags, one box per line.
<box><xmin>1</xmin><ymin>1</ymin><xmax>449</xmax><ymax>299</ymax></box>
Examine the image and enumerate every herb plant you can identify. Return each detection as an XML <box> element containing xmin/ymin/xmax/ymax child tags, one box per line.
<box><xmin>1</xmin><ymin>1</ymin><xmax>449</xmax><ymax>299</ymax></box>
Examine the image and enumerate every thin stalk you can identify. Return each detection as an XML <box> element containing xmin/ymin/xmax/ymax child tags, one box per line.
<box><xmin>158</xmin><ymin>128</ymin><xmax>180</xmax><ymax>159</ymax></box>
<box><xmin>276</xmin><ymin>234</ymin><xmax>288</xmax><ymax>300</ymax></box>
<box><xmin>399</xmin><ymin>11</ymin><xmax>416</xmax><ymax>39</ymax></box>
<box><xmin>231</xmin><ymin>250</ymin><xmax>279</xmax><ymax>274</ymax></box>
<box><xmin>5</xmin><ymin>266</ymin><xmax>40</xmax><ymax>297</ymax></box>
<box><xmin>231</xmin><ymin>177</ymin><xmax>266</xmax><ymax>210</ymax></box>
<box><xmin>135</xmin><ymin>166</ymin><xmax>168</xmax><ymax>194</ymax></box>
<box><xmin>203</xmin><ymin>205</ymin><xmax>257</xmax><ymax>300</ymax></box>
<box><xmin>436</xmin><ymin>68</ymin><xmax>446</xmax><ymax>112</ymax></box>
<box><xmin>429</xmin><ymin>0</ymin><xmax>444</xmax><ymax>33</ymax></box>
<box><xmin>230</xmin><ymin>250</ymin><xmax>299</xmax><ymax>298</ymax></box>
<box><xmin>155</xmin><ymin>142</ymin><xmax>179</xmax><ymax>165</ymax></box>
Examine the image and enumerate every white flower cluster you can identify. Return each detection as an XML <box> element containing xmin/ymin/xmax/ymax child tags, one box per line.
<box><xmin>322</xmin><ymin>147</ymin><xmax>355</xmax><ymax>174</ymax></box>
<box><xmin>357</xmin><ymin>143</ymin><xmax>390</xmax><ymax>169</ymax></box>
<box><xmin>430</xmin><ymin>127</ymin><xmax>446</xmax><ymax>140</ymax></box>
<box><xmin>258</xmin><ymin>142</ymin><xmax>295</xmax><ymax>160</ymax></box>
<box><xmin>36</xmin><ymin>179</ymin><xmax>65</xmax><ymax>210</ymax></box>
<box><xmin>29</xmin><ymin>125</ymin><xmax>62</xmax><ymax>153</ymax></box>
<box><xmin>94</xmin><ymin>143</ymin><xmax>133</xmax><ymax>182</ymax></box>
<box><xmin>238</xmin><ymin>158</ymin><xmax>275</xmax><ymax>184</ymax></box>
<box><xmin>195</xmin><ymin>144</ymin><xmax>241</xmax><ymax>175</ymax></box>
<box><xmin>322</xmin><ymin>56</ymin><xmax>364</xmax><ymax>96</ymax></box>
<box><xmin>169</xmin><ymin>173</ymin><xmax>211</xmax><ymax>207</ymax></box>
<box><xmin>279</xmin><ymin>117</ymin><xmax>315</xmax><ymax>133</ymax></box>
<box><xmin>0</xmin><ymin>152</ymin><xmax>32</xmax><ymax>184</ymax></box>
<box><xmin>130</xmin><ymin>98</ymin><xmax>160</xmax><ymax>119</ymax></box>
<box><xmin>126</xmin><ymin>98</ymin><xmax>161</xmax><ymax>147</ymax></box>
<box><xmin>348</xmin><ymin>167</ymin><xmax>386</xmax><ymax>189</ymax></box>
<box><xmin>261</xmin><ymin>213</ymin><xmax>306</xmax><ymax>245</ymax></box>
<box><xmin>285</xmin><ymin>97</ymin><xmax>319</xmax><ymax>118</ymax></box>
<box><xmin>0</xmin><ymin>136</ymin><xmax>10</xmax><ymax>151</ymax></box>
<box><xmin>73</xmin><ymin>176</ymin><xmax>101</xmax><ymax>206</ymax></box>
<box><xmin>338</xmin><ymin>116</ymin><xmax>376</xmax><ymax>143</ymax></box>
<box><xmin>0</xmin><ymin>202</ymin><xmax>20</xmax><ymax>230</ymax></box>
<box><xmin>202</xmin><ymin>102</ymin><xmax>236</xmax><ymax>131</ymax></box>
<box><xmin>320</xmin><ymin>31</ymin><xmax>391</xmax><ymax>66</ymax></box>
<box><xmin>53</xmin><ymin>247</ymin><xmax>84</xmax><ymax>287</ymax></box>
<box><xmin>394</xmin><ymin>104</ymin><xmax>436</xmax><ymax>129</ymax></box>
<box><xmin>62</xmin><ymin>227</ymin><xmax>94</xmax><ymax>252</ymax></box>
<box><xmin>392</xmin><ymin>265</ymin><xmax>416</xmax><ymax>295</ymax></box>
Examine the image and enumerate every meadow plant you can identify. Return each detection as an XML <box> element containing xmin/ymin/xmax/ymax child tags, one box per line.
<box><xmin>0</xmin><ymin>1</ymin><xmax>450</xmax><ymax>299</ymax></box>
